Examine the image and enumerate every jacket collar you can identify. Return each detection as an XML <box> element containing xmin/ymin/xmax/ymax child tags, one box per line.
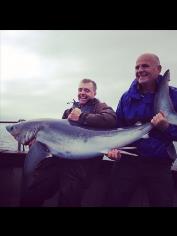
<box><xmin>128</xmin><ymin>75</ymin><xmax>163</xmax><ymax>100</ymax></box>
<box><xmin>74</xmin><ymin>98</ymin><xmax>98</xmax><ymax>108</ymax></box>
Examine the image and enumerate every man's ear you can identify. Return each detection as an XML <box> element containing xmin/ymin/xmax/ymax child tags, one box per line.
<box><xmin>158</xmin><ymin>65</ymin><xmax>162</xmax><ymax>73</ymax></box>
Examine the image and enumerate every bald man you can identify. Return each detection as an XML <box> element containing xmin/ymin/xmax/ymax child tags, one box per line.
<box><xmin>106</xmin><ymin>53</ymin><xmax>177</xmax><ymax>207</ymax></box>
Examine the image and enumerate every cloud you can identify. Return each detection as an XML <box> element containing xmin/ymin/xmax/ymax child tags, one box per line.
<box><xmin>1</xmin><ymin>30</ymin><xmax>177</xmax><ymax>120</ymax></box>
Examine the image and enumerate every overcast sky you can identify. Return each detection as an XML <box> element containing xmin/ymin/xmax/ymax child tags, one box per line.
<box><xmin>1</xmin><ymin>30</ymin><xmax>177</xmax><ymax>121</ymax></box>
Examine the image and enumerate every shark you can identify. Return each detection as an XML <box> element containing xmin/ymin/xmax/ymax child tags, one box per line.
<box><xmin>6</xmin><ymin>70</ymin><xmax>177</xmax><ymax>160</ymax></box>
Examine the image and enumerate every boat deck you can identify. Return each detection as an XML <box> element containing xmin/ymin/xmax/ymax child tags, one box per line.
<box><xmin>0</xmin><ymin>149</ymin><xmax>177</xmax><ymax>207</ymax></box>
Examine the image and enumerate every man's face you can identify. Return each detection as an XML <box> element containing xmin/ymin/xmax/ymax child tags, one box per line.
<box><xmin>135</xmin><ymin>55</ymin><xmax>161</xmax><ymax>86</ymax></box>
<box><xmin>78</xmin><ymin>82</ymin><xmax>96</xmax><ymax>105</ymax></box>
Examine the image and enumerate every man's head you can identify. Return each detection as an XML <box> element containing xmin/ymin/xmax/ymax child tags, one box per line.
<box><xmin>78</xmin><ymin>79</ymin><xmax>97</xmax><ymax>105</ymax></box>
<box><xmin>135</xmin><ymin>53</ymin><xmax>162</xmax><ymax>88</ymax></box>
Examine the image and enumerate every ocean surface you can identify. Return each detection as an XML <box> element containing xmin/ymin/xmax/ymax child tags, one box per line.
<box><xmin>0</xmin><ymin>123</ymin><xmax>19</xmax><ymax>151</ymax></box>
<box><xmin>0</xmin><ymin>123</ymin><xmax>177</xmax><ymax>153</ymax></box>
<box><xmin>0</xmin><ymin>123</ymin><xmax>29</xmax><ymax>152</ymax></box>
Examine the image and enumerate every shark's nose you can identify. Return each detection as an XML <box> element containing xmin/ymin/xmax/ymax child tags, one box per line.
<box><xmin>6</xmin><ymin>125</ymin><xmax>12</xmax><ymax>132</ymax></box>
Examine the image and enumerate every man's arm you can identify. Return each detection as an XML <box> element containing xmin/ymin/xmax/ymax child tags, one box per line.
<box><xmin>78</xmin><ymin>103</ymin><xmax>117</xmax><ymax>129</ymax></box>
<box><xmin>151</xmin><ymin>112</ymin><xmax>177</xmax><ymax>141</ymax></box>
<box><xmin>151</xmin><ymin>86</ymin><xmax>177</xmax><ymax>142</ymax></box>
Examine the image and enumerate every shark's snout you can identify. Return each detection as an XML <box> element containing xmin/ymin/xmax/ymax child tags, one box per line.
<box><xmin>6</xmin><ymin>125</ymin><xmax>12</xmax><ymax>132</ymax></box>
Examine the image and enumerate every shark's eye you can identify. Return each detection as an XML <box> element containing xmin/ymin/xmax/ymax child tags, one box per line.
<box><xmin>10</xmin><ymin>126</ymin><xmax>17</xmax><ymax>131</ymax></box>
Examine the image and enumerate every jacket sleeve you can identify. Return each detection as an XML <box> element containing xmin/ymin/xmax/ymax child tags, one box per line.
<box><xmin>78</xmin><ymin>103</ymin><xmax>117</xmax><ymax>129</ymax></box>
<box><xmin>161</xmin><ymin>125</ymin><xmax>177</xmax><ymax>141</ymax></box>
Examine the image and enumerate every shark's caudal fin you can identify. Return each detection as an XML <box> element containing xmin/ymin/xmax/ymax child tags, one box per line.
<box><xmin>154</xmin><ymin>69</ymin><xmax>177</xmax><ymax>125</ymax></box>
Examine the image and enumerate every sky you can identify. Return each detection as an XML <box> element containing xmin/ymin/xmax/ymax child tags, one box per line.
<box><xmin>1</xmin><ymin>30</ymin><xmax>177</xmax><ymax>121</ymax></box>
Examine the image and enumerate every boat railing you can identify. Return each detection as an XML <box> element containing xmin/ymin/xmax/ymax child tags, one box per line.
<box><xmin>0</xmin><ymin>119</ymin><xmax>26</xmax><ymax>152</ymax></box>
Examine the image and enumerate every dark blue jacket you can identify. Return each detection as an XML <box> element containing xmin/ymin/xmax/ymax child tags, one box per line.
<box><xmin>116</xmin><ymin>75</ymin><xmax>177</xmax><ymax>160</ymax></box>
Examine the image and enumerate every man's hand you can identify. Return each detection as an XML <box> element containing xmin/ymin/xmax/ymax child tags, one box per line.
<box><xmin>151</xmin><ymin>111</ymin><xmax>169</xmax><ymax>131</ymax></box>
<box><xmin>106</xmin><ymin>149</ymin><xmax>122</xmax><ymax>161</ymax></box>
<box><xmin>68</xmin><ymin>108</ymin><xmax>82</xmax><ymax>121</ymax></box>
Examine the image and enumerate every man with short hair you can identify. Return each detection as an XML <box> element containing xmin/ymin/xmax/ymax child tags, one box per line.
<box><xmin>106</xmin><ymin>53</ymin><xmax>177</xmax><ymax>207</ymax></box>
<box><xmin>59</xmin><ymin>78</ymin><xmax>117</xmax><ymax>207</ymax></box>
<box><xmin>20</xmin><ymin>78</ymin><xmax>117</xmax><ymax>207</ymax></box>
